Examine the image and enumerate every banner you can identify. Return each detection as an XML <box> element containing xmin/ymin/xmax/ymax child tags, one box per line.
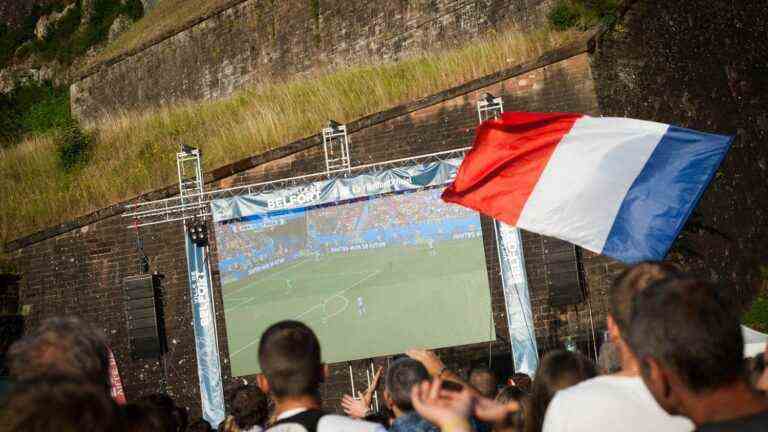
<box><xmin>212</xmin><ymin>158</ymin><xmax>462</xmax><ymax>222</ymax></box>
<box><xmin>495</xmin><ymin>221</ymin><xmax>538</xmax><ymax>376</ymax></box>
<box><xmin>107</xmin><ymin>347</ymin><xmax>126</xmax><ymax>405</ymax></box>
<box><xmin>184</xmin><ymin>233</ymin><xmax>225</xmax><ymax>428</ymax></box>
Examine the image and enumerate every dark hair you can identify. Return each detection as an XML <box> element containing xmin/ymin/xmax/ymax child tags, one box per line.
<box><xmin>525</xmin><ymin>350</ymin><xmax>596</xmax><ymax>432</ymax></box>
<box><xmin>496</xmin><ymin>385</ymin><xmax>526</xmax><ymax>432</ymax></box>
<box><xmin>124</xmin><ymin>402</ymin><xmax>175</xmax><ymax>432</ymax></box>
<box><xmin>136</xmin><ymin>393</ymin><xmax>188</xmax><ymax>432</ymax></box>
<box><xmin>469</xmin><ymin>365</ymin><xmax>498</xmax><ymax>398</ymax></box>
<box><xmin>496</xmin><ymin>384</ymin><xmax>526</xmax><ymax>403</ymax></box>
<box><xmin>511</xmin><ymin>373</ymin><xmax>532</xmax><ymax>393</ymax></box>
<box><xmin>225</xmin><ymin>383</ymin><xmax>270</xmax><ymax>429</ymax></box>
<box><xmin>385</xmin><ymin>357</ymin><xmax>430</xmax><ymax>411</ymax></box>
<box><xmin>609</xmin><ymin>262</ymin><xmax>681</xmax><ymax>335</ymax></box>
<box><xmin>257</xmin><ymin>320</ymin><xmax>322</xmax><ymax>398</ymax></box>
<box><xmin>627</xmin><ymin>276</ymin><xmax>744</xmax><ymax>393</ymax></box>
<box><xmin>187</xmin><ymin>418</ymin><xmax>214</xmax><ymax>432</ymax></box>
<box><xmin>7</xmin><ymin>316</ymin><xmax>110</xmax><ymax>392</ymax></box>
<box><xmin>1</xmin><ymin>377</ymin><xmax>123</xmax><ymax>431</ymax></box>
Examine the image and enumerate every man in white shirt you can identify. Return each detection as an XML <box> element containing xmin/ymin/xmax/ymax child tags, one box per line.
<box><xmin>258</xmin><ymin>320</ymin><xmax>385</xmax><ymax>432</ymax></box>
<box><xmin>543</xmin><ymin>262</ymin><xmax>694</xmax><ymax>432</ymax></box>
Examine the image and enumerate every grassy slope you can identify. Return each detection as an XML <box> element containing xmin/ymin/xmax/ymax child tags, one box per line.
<box><xmin>83</xmin><ymin>0</ymin><xmax>235</xmax><ymax>69</ymax></box>
<box><xmin>0</xmin><ymin>28</ymin><xmax>581</xmax><ymax>246</ymax></box>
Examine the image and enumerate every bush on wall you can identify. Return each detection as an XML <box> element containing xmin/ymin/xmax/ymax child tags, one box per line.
<box><xmin>0</xmin><ymin>82</ymin><xmax>71</xmax><ymax>147</ymax></box>
<box><xmin>743</xmin><ymin>266</ymin><xmax>768</xmax><ymax>332</ymax></box>
<box><xmin>1</xmin><ymin>0</ymin><xmax>144</xmax><ymax>68</ymax></box>
<box><xmin>549</xmin><ymin>0</ymin><xmax>620</xmax><ymax>31</ymax></box>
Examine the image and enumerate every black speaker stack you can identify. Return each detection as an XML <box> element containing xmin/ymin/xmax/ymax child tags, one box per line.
<box><xmin>123</xmin><ymin>274</ymin><xmax>166</xmax><ymax>360</ymax></box>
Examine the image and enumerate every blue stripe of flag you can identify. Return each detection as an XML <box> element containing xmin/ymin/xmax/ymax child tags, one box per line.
<box><xmin>602</xmin><ymin>125</ymin><xmax>733</xmax><ymax>263</ymax></box>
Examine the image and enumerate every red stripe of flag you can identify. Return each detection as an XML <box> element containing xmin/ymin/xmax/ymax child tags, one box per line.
<box><xmin>442</xmin><ymin>112</ymin><xmax>583</xmax><ymax>225</ymax></box>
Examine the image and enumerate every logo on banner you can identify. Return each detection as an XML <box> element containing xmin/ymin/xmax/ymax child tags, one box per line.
<box><xmin>267</xmin><ymin>185</ymin><xmax>321</xmax><ymax>210</ymax></box>
<box><xmin>351</xmin><ymin>178</ymin><xmax>397</xmax><ymax>195</ymax></box>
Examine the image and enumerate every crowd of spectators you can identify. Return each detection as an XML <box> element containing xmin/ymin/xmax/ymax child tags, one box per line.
<box><xmin>2</xmin><ymin>262</ymin><xmax>768</xmax><ymax>431</ymax></box>
<box><xmin>309</xmin><ymin>189</ymin><xmax>471</xmax><ymax>237</ymax></box>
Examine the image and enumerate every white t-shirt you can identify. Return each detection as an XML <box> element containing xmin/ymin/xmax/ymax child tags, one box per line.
<box><xmin>266</xmin><ymin>408</ymin><xmax>386</xmax><ymax>432</ymax></box>
<box><xmin>543</xmin><ymin>375</ymin><xmax>694</xmax><ymax>432</ymax></box>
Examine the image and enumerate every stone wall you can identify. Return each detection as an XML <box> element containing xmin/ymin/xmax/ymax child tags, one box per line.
<box><xmin>590</xmin><ymin>0</ymin><xmax>768</xmax><ymax>301</ymax></box>
<box><xmin>71</xmin><ymin>0</ymin><xmax>554</xmax><ymax>122</ymax></box>
<box><xmin>9</xmin><ymin>45</ymin><xmax>615</xmax><ymax>417</ymax></box>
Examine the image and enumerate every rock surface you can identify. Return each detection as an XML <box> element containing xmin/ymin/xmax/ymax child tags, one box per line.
<box><xmin>34</xmin><ymin>3</ymin><xmax>77</xmax><ymax>41</ymax></box>
<box><xmin>108</xmin><ymin>14</ymin><xmax>134</xmax><ymax>42</ymax></box>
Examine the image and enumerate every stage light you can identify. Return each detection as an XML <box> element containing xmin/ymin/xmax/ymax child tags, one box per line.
<box><xmin>327</xmin><ymin>119</ymin><xmax>342</xmax><ymax>131</ymax></box>
<box><xmin>180</xmin><ymin>144</ymin><xmax>198</xmax><ymax>155</ymax></box>
<box><xmin>476</xmin><ymin>92</ymin><xmax>504</xmax><ymax>123</ymax></box>
<box><xmin>188</xmin><ymin>220</ymin><xmax>208</xmax><ymax>247</ymax></box>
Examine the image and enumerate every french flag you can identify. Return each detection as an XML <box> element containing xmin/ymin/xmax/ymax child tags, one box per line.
<box><xmin>442</xmin><ymin>112</ymin><xmax>733</xmax><ymax>263</ymax></box>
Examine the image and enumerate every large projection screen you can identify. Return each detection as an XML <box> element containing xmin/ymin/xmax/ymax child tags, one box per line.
<box><xmin>215</xmin><ymin>186</ymin><xmax>494</xmax><ymax>377</ymax></box>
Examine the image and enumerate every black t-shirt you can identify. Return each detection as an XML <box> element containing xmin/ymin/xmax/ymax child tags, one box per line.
<box><xmin>696</xmin><ymin>410</ymin><xmax>768</xmax><ymax>432</ymax></box>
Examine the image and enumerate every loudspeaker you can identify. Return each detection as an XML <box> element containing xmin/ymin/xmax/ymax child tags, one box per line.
<box><xmin>541</xmin><ymin>237</ymin><xmax>583</xmax><ymax>307</ymax></box>
<box><xmin>123</xmin><ymin>274</ymin><xmax>166</xmax><ymax>360</ymax></box>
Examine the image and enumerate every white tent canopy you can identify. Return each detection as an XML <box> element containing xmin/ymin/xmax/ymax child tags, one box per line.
<box><xmin>742</xmin><ymin>325</ymin><xmax>768</xmax><ymax>358</ymax></box>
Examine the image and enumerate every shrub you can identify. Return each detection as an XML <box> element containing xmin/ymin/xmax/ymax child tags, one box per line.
<box><xmin>55</xmin><ymin>121</ymin><xmax>92</xmax><ymax>171</ymax></box>
<box><xmin>3</xmin><ymin>0</ymin><xmax>144</xmax><ymax>67</ymax></box>
<box><xmin>549</xmin><ymin>2</ymin><xmax>581</xmax><ymax>31</ymax></box>
<box><xmin>0</xmin><ymin>82</ymin><xmax>71</xmax><ymax>146</ymax></box>
<box><xmin>548</xmin><ymin>0</ymin><xmax>619</xmax><ymax>30</ymax></box>
<box><xmin>743</xmin><ymin>266</ymin><xmax>768</xmax><ymax>332</ymax></box>
<box><xmin>744</xmin><ymin>295</ymin><xmax>768</xmax><ymax>333</ymax></box>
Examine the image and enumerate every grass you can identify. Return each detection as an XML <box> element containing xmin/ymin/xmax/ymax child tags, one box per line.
<box><xmin>0</xmin><ymin>82</ymin><xmax>71</xmax><ymax>146</ymax></box>
<box><xmin>84</xmin><ymin>0</ymin><xmax>237</xmax><ymax>70</ymax></box>
<box><xmin>0</xmin><ymin>27</ymin><xmax>583</xmax><ymax>246</ymax></box>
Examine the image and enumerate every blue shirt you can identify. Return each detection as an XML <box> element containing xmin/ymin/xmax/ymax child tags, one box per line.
<box><xmin>389</xmin><ymin>411</ymin><xmax>440</xmax><ymax>432</ymax></box>
<box><xmin>389</xmin><ymin>411</ymin><xmax>483</xmax><ymax>432</ymax></box>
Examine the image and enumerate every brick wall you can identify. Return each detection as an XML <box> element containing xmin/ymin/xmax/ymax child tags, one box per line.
<box><xmin>10</xmin><ymin>48</ymin><xmax>617</xmax><ymax>417</ymax></box>
<box><xmin>71</xmin><ymin>0</ymin><xmax>554</xmax><ymax>122</ymax></box>
<box><xmin>590</xmin><ymin>0</ymin><xmax>768</xmax><ymax>301</ymax></box>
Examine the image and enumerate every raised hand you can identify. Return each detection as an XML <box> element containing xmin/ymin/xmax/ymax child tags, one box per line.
<box><xmin>410</xmin><ymin>378</ymin><xmax>474</xmax><ymax>432</ymax></box>
<box><xmin>361</xmin><ymin>365</ymin><xmax>384</xmax><ymax>407</ymax></box>
<box><xmin>341</xmin><ymin>394</ymin><xmax>370</xmax><ymax>419</ymax></box>
<box><xmin>473</xmin><ymin>395</ymin><xmax>520</xmax><ymax>425</ymax></box>
<box><xmin>406</xmin><ymin>348</ymin><xmax>446</xmax><ymax>376</ymax></box>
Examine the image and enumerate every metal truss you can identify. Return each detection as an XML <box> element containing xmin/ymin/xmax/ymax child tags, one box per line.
<box><xmin>122</xmin><ymin>90</ymin><xmax>507</xmax><ymax>229</ymax></box>
<box><xmin>477</xmin><ymin>92</ymin><xmax>504</xmax><ymax>123</ymax></box>
<box><xmin>123</xmin><ymin>146</ymin><xmax>471</xmax><ymax>228</ymax></box>
<box><xmin>322</xmin><ymin>121</ymin><xmax>351</xmax><ymax>174</ymax></box>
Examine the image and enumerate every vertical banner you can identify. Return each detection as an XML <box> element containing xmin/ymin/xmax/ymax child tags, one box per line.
<box><xmin>107</xmin><ymin>347</ymin><xmax>127</xmax><ymax>405</ymax></box>
<box><xmin>185</xmin><ymin>232</ymin><xmax>226</xmax><ymax>428</ymax></box>
<box><xmin>495</xmin><ymin>221</ymin><xmax>539</xmax><ymax>376</ymax></box>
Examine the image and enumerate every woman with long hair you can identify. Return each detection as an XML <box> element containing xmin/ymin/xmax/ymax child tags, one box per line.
<box><xmin>524</xmin><ymin>350</ymin><xmax>596</xmax><ymax>432</ymax></box>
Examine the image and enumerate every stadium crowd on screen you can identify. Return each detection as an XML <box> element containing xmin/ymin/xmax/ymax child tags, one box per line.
<box><xmin>2</xmin><ymin>262</ymin><xmax>768</xmax><ymax>432</ymax></box>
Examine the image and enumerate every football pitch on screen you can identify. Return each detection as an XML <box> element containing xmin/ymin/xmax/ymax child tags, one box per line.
<box><xmin>222</xmin><ymin>238</ymin><xmax>494</xmax><ymax>377</ymax></box>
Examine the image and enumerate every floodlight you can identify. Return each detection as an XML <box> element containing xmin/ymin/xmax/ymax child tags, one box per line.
<box><xmin>476</xmin><ymin>93</ymin><xmax>504</xmax><ymax>123</ymax></box>
<box><xmin>327</xmin><ymin>119</ymin><xmax>342</xmax><ymax>131</ymax></box>
<box><xmin>180</xmin><ymin>144</ymin><xmax>198</xmax><ymax>155</ymax></box>
<box><xmin>188</xmin><ymin>219</ymin><xmax>208</xmax><ymax>247</ymax></box>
